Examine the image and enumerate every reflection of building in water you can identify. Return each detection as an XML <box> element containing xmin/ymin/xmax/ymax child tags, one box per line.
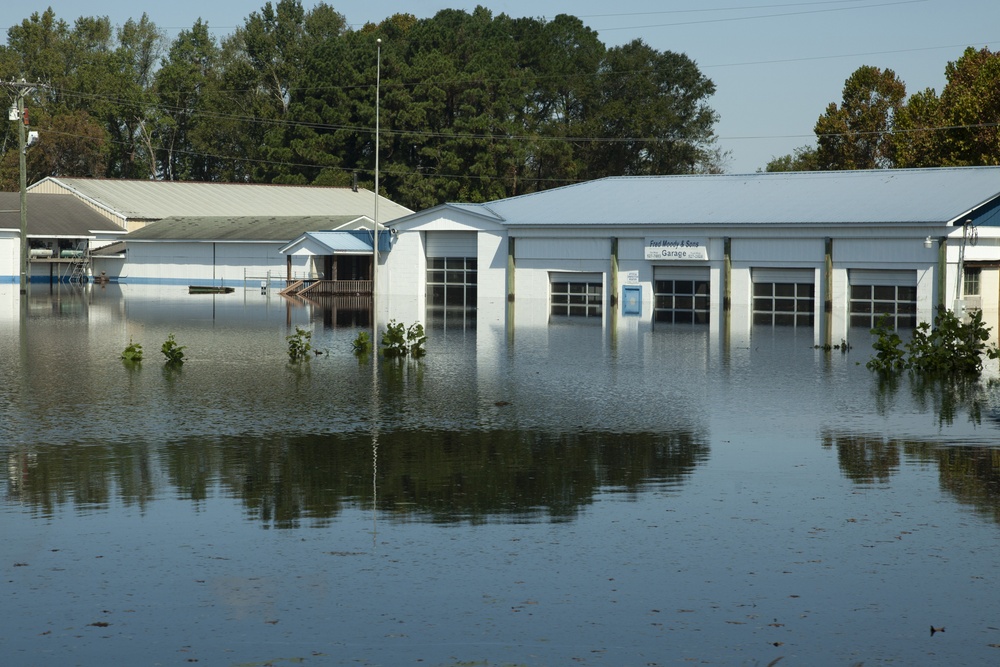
<box><xmin>381</xmin><ymin>167</ymin><xmax>1000</xmax><ymax>345</ymax></box>
<box><xmin>823</xmin><ymin>431</ymin><xmax>1000</xmax><ymax>525</ymax></box>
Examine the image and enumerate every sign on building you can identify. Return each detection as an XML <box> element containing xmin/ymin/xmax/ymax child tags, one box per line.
<box><xmin>644</xmin><ymin>238</ymin><xmax>708</xmax><ymax>261</ymax></box>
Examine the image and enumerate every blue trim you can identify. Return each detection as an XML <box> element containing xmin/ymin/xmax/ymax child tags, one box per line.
<box><xmin>116</xmin><ymin>277</ymin><xmax>289</xmax><ymax>288</ymax></box>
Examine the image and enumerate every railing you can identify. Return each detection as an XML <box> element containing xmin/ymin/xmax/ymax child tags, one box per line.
<box><xmin>283</xmin><ymin>279</ymin><xmax>373</xmax><ymax>296</ymax></box>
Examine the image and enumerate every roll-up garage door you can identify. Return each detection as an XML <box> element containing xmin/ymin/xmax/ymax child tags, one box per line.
<box><xmin>426</xmin><ymin>232</ymin><xmax>478</xmax><ymax>309</ymax></box>
<box><xmin>549</xmin><ymin>272</ymin><xmax>603</xmax><ymax>318</ymax></box>
<box><xmin>848</xmin><ymin>269</ymin><xmax>917</xmax><ymax>328</ymax></box>
<box><xmin>653</xmin><ymin>266</ymin><xmax>710</xmax><ymax>324</ymax></box>
<box><xmin>752</xmin><ymin>268</ymin><xmax>816</xmax><ymax>327</ymax></box>
<box><xmin>425</xmin><ymin>231</ymin><xmax>477</xmax><ymax>258</ymax></box>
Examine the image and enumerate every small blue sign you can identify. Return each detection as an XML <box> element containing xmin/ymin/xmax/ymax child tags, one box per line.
<box><xmin>622</xmin><ymin>285</ymin><xmax>641</xmax><ymax>316</ymax></box>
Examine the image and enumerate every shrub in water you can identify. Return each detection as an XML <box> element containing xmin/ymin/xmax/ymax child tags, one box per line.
<box><xmin>161</xmin><ymin>333</ymin><xmax>186</xmax><ymax>366</ymax></box>
<box><xmin>287</xmin><ymin>326</ymin><xmax>312</xmax><ymax>361</ymax></box>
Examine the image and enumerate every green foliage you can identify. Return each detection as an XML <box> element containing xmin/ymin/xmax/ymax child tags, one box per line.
<box><xmin>381</xmin><ymin>320</ymin><xmax>426</xmax><ymax>358</ymax></box>
<box><xmin>0</xmin><ymin>5</ymin><xmax>724</xmax><ymax>202</ymax></box>
<box><xmin>814</xmin><ymin>65</ymin><xmax>907</xmax><ymax>170</ymax></box>
<box><xmin>286</xmin><ymin>326</ymin><xmax>312</xmax><ymax>361</ymax></box>
<box><xmin>161</xmin><ymin>333</ymin><xmax>186</xmax><ymax>365</ymax></box>
<box><xmin>352</xmin><ymin>330</ymin><xmax>372</xmax><ymax>355</ymax></box>
<box><xmin>121</xmin><ymin>338</ymin><xmax>143</xmax><ymax>363</ymax></box>
<box><xmin>867</xmin><ymin>308</ymin><xmax>1000</xmax><ymax>376</ymax></box>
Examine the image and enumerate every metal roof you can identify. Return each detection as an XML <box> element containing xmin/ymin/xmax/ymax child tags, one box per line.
<box><xmin>29</xmin><ymin>178</ymin><xmax>413</xmax><ymax>222</ymax></box>
<box><xmin>0</xmin><ymin>192</ymin><xmax>126</xmax><ymax>236</ymax></box>
<box><xmin>126</xmin><ymin>216</ymin><xmax>368</xmax><ymax>241</ymax></box>
<box><xmin>292</xmin><ymin>231</ymin><xmax>373</xmax><ymax>253</ymax></box>
<box><xmin>448</xmin><ymin>168</ymin><xmax>1000</xmax><ymax>227</ymax></box>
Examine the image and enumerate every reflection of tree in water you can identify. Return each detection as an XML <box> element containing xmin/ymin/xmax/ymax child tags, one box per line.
<box><xmin>873</xmin><ymin>372</ymin><xmax>995</xmax><ymax>426</ymax></box>
<box><xmin>4</xmin><ymin>429</ymin><xmax>709</xmax><ymax>528</ymax></box>
<box><xmin>3</xmin><ymin>441</ymin><xmax>157</xmax><ymax>517</ymax></box>
<box><xmin>823</xmin><ymin>432</ymin><xmax>1000</xmax><ymax>525</ymax></box>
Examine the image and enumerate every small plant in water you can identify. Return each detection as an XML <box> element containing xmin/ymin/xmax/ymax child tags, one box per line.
<box><xmin>867</xmin><ymin>307</ymin><xmax>1000</xmax><ymax>376</ymax></box>
<box><xmin>161</xmin><ymin>333</ymin><xmax>186</xmax><ymax>366</ymax></box>
<box><xmin>121</xmin><ymin>338</ymin><xmax>143</xmax><ymax>363</ymax></box>
<box><xmin>287</xmin><ymin>326</ymin><xmax>312</xmax><ymax>361</ymax></box>
<box><xmin>352</xmin><ymin>330</ymin><xmax>372</xmax><ymax>355</ymax></box>
<box><xmin>381</xmin><ymin>320</ymin><xmax>427</xmax><ymax>358</ymax></box>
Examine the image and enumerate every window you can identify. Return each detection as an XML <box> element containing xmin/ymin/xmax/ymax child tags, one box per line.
<box><xmin>427</xmin><ymin>257</ymin><xmax>477</xmax><ymax>309</ymax></box>
<box><xmin>654</xmin><ymin>279</ymin><xmax>709</xmax><ymax>324</ymax></box>
<box><xmin>964</xmin><ymin>268</ymin><xmax>981</xmax><ymax>297</ymax></box>
<box><xmin>753</xmin><ymin>281</ymin><xmax>815</xmax><ymax>327</ymax></box>
<box><xmin>551</xmin><ymin>281</ymin><xmax>603</xmax><ymax>317</ymax></box>
<box><xmin>849</xmin><ymin>284</ymin><xmax>917</xmax><ymax>328</ymax></box>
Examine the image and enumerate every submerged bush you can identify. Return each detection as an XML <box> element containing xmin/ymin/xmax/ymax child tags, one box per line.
<box><xmin>352</xmin><ymin>330</ymin><xmax>372</xmax><ymax>355</ymax></box>
<box><xmin>382</xmin><ymin>320</ymin><xmax>426</xmax><ymax>358</ymax></box>
<box><xmin>867</xmin><ymin>307</ymin><xmax>999</xmax><ymax>376</ymax></box>
<box><xmin>161</xmin><ymin>333</ymin><xmax>186</xmax><ymax>366</ymax></box>
<box><xmin>286</xmin><ymin>326</ymin><xmax>312</xmax><ymax>362</ymax></box>
<box><xmin>121</xmin><ymin>339</ymin><xmax>143</xmax><ymax>363</ymax></box>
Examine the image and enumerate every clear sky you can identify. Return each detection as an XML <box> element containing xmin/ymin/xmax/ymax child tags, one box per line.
<box><xmin>11</xmin><ymin>0</ymin><xmax>1000</xmax><ymax>173</ymax></box>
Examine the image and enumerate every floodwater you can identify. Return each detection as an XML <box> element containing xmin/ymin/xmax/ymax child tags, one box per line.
<box><xmin>3</xmin><ymin>284</ymin><xmax>1000</xmax><ymax>666</ymax></box>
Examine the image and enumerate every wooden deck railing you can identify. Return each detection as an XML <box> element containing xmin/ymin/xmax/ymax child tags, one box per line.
<box><xmin>285</xmin><ymin>279</ymin><xmax>373</xmax><ymax>296</ymax></box>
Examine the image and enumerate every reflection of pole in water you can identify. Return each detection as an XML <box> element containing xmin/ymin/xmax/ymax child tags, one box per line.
<box><xmin>371</xmin><ymin>37</ymin><xmax>382</xmax><ymax>551</ymax></box>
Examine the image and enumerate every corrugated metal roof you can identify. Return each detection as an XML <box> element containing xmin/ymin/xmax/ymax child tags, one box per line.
<box><xmin>303</xmin><ymin>231</ymin><xmax>375</xmax><ymax>253</ymax></box>
<box><xmin>30</xmin><ymin>178</ymin><xmax>413</xmax><ymax>222</ymax></box>
<box><xmin>126</xmin><ymin>216</ymin><xmax>365</xmax><ymax>241</ymax></box>
<box><xmin>452</xmin><ymin>168</ymin><xmax>1000</xmax><ymax>227</ymax></box>
<box><xmin>0</xmin><ymin>192</ymin><xmax>126</xmax><ymax>235</ymax></box>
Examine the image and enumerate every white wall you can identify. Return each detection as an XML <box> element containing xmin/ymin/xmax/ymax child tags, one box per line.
<box><xmin>122</xmin><ymin>241</ymin><xmax>307</xmax><ymax>286</ymax></box>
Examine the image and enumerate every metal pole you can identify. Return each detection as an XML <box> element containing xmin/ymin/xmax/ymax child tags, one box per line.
<box><xmin>373</xmin><ymin>38</ymin><xmax>381</xmax><ymax>325</ymax></box>
<box><xmin>955</xmin><ymin>218</ymin><xmax>972</xmax><ymax>313</ymax></box>
<box><xmin>17</xmin><ymin>89</ymin><xmax>28</xmax><ymax>294</ymax></box>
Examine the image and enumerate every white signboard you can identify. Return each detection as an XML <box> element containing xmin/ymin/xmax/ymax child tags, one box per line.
<box><xmin>644</xmin><ymin>238</ymin><xmax>708</xmax><ymax>261</ymax></box>
<box><xmin>626</xmin><ymin>270</ymin><xmax>639</xmax><ymax>284</ymax></box>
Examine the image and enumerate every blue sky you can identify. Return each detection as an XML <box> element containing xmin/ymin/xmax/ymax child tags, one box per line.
<box><xmin>13</xmin><ymin>0</ymin><xmax>1000</xmax><ymax>173</ymax></box>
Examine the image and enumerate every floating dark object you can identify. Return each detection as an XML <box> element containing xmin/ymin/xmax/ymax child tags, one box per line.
<box><xmin>188</xmin><ymin>286</ymin><xmax>235</xmax><ymax>294</ymax></box>
<box><xmin>494</xmin><ymin>401</ymin><xmax>511</xmax><ymax>407</ymax></box>
<box><xmin>931</xmin><ymin>625</ymin><xmax>945</xmax><ymax>636</ymax></box>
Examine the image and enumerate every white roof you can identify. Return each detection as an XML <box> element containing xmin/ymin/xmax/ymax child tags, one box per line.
<box><xmin>438</xmin><ymin>167</ymin><xmax>1000</xmax><ymax>227</ymax></box>
<box><xmin>30</xmin><ymin>177</ymin><xmax>412</xmax><ymax>222</ymax></box>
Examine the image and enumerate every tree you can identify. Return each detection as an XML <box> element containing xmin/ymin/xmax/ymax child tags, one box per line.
<box><xmin>583</xmin><ymin>39</ymin><xmax>720</xmax><ymax>177</ymax></box>
<box><xmin>153</xmin><ymin>20</ymin><xmax>220</xmax><ymax>180</ymax></box>
<box><xmin>892</xmin><ymin>87</ymin><xmax>945</xmax><ymax>168</ymax></box>
<box><xmin>815</xmin><ymin>65</ymin><xmax>906</xmax><ymax>170</ymax></box>
<box><xmin>936</xmin><ymin>47</ymin><xmax>1000</xmax><ymax>166</ymax></box>
<box><xmin>765</xmin><ymin>145</ymin><xmax>820</xmax><ymax>172</ymax></box>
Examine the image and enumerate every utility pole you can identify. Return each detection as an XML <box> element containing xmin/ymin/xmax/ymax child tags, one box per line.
<box><xmin>4</xmin><ymin>79</ymin><xmax>40</xmax><ymax>295</ymax></box>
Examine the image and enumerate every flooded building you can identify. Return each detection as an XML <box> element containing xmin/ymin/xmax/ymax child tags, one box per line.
<box><xmin>380</xmin><ymin>167</ymin><xmax>1000</xmax><ymax>343</ymax></box>
<box><xmin>0</xmin><ymin>191</ymin><xmax>126</xmax><ymax>284</ymax></box>
<box><xmin>24</xmin><ymin>178</ymin><xmax>412</xmax><ymax>288</ymax></box>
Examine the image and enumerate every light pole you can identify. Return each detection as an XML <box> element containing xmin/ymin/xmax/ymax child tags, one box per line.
<box><xmin>4</xmin><ymin>79</ymin><xmax>37</xmax><ymax>295</ymax></box>
<box><xmin>373</xmin><ymin>38</ymin><xmax>381</xmax><ymax>322</ymax></box>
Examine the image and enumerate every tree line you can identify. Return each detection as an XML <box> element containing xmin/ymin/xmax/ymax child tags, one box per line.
<box><xmin>0</xmin><ymin>2</ymin><xmax>725</xmax><ymax>210</ymax></box>
<box><xmin>767</xmin><ymin>47</ymin><xmax>1000</xmax><ymax>172</ymax></box>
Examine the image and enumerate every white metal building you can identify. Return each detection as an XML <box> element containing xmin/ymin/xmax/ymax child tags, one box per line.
<box><xmin>24</xmin><ymin>178</ymin><xmax>412</xmax><ymax>286</ymax></box>
<box><xmin>0</xmin><ymin>191</ymin><xmax>126</xmax><ymax>284</ymax></box>
<box><xmin>380</xmin><ymin>167</ymin><xmax>1000</xmax><ymax>343</ymax></box>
